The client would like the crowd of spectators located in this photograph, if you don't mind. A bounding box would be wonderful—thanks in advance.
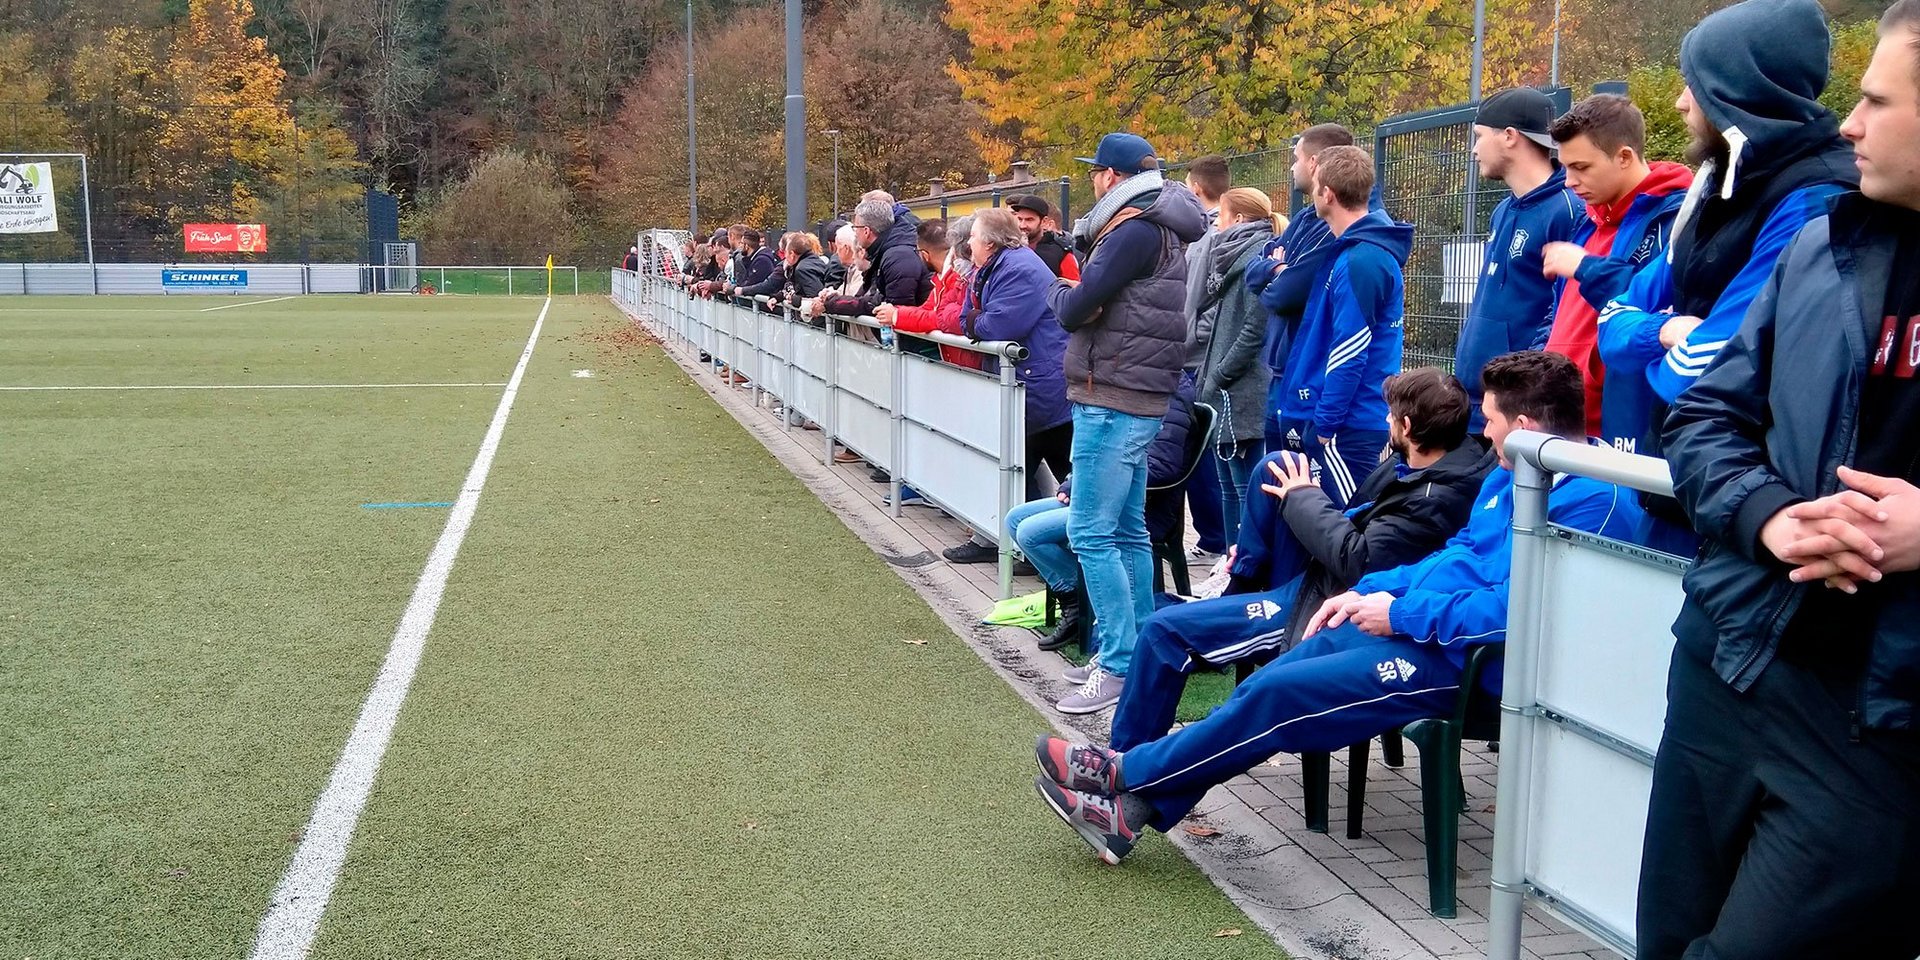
[641,0,1920,948]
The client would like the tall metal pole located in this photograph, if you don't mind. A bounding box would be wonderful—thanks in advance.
[825,130,841,218]
[783,0,806,233]
[1550,0,1563,87]
[1470,0,1487,104]
[79,154,97,294]
[686,0,699,238]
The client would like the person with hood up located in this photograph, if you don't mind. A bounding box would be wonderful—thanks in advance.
[1452,87,1585,433]
[1538,93,1693,445]
[1031,351,1640,866]
[1596,0,1857,556]
[1634,1,1920,953]
[1195,187,1286,542]
[1274,146,1414,509]
[1043,132,1209,714]
[1247,124,1361,453]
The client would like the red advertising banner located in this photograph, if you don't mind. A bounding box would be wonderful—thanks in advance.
[184,223,268,253]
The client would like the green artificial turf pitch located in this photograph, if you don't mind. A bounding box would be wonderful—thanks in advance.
[0,294,1283,959]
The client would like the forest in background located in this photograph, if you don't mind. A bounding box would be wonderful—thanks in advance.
[0,0,1889,264]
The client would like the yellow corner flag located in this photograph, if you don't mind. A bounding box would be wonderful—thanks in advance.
[545,254,555,297]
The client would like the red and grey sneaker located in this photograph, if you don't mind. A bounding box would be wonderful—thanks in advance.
[1033,776,1151,865]
[1035,735,1120,795]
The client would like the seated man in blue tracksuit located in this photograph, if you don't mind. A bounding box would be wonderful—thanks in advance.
[1271,146,1412,509]
[1102,368,1497,752]
[1030,351,1642,864]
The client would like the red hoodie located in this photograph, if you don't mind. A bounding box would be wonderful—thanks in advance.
[891,265,984,370]
[1546,161,1693,436]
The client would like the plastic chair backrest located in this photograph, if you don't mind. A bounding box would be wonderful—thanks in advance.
[1148,401,1217,493]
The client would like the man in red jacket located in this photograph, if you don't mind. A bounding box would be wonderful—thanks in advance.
[1540,94,1693,440]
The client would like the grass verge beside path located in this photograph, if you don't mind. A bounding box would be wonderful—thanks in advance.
[311,300,1285,959]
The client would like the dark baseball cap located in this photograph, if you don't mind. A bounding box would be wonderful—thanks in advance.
[1075,133,1160,175]
[1475,87,1557,151]
[1005,194,1052,217]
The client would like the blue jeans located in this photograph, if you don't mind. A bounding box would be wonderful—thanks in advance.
[1006,497,1075,592]
[1067,403,1162,677]
[1216,439,1267,547]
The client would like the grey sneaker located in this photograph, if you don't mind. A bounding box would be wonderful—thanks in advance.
[1035,735,1120,795]
[1055,666,1124,714]
[1061,662,1094,685]
[1033,776,1152,865]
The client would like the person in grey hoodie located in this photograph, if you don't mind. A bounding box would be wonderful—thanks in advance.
[1045,132,1209,715]
[1196,187,1285,543]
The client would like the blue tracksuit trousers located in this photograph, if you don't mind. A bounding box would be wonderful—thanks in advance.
[1109,578,1304,753]
[1117,622,1469,832]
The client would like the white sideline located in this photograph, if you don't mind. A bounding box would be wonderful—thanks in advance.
[0,382,509,392]
[199,296,300,312]
[247,298,550,960]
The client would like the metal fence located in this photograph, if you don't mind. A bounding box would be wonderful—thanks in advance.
[613,265,1032,599]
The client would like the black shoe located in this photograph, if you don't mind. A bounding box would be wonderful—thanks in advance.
[942,541,998,564]
[1038,585,1088,652]
[868,466,889,483]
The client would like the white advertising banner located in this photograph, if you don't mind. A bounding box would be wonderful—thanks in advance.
[0,162,58,233]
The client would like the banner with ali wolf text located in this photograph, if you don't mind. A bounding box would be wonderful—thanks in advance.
[0,162,59,234]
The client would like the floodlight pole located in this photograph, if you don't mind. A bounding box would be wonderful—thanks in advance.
[783,0,806,233]
[686,0,700,238]
[825,129,841,220]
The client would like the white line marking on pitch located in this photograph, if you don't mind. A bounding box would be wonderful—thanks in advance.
[248,298,551,960]
[0,382,508,392]
[199,296,300,312]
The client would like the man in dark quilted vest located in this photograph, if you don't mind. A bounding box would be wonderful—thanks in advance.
[1044,133,1208,714]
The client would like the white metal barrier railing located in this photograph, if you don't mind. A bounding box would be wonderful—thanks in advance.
[1492,431,1687,958]
[611,268,1031,598]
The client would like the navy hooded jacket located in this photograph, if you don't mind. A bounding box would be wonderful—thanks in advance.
[1454,167,1584,431]
[1276,209,1415,440]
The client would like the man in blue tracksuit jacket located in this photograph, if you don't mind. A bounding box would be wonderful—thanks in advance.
[1273,146,1412,509]
[1244,124,1362,453]
[1030,351,1642,863]
[1453,87,1585,433]
[1594,0,1856,557]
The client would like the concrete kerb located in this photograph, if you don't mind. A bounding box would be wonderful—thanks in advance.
[612,295,1432,960]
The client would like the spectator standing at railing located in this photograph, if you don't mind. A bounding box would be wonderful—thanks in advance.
[1031,351,1640,864]
[1639,3,1920,954]
[1195,187,1284,541]
[1597,0,1856,557]
[819,199,934,319]
[775,231,843,306]
[1538,94,1692,443]
[1274,146,1412,509]
[962,209,1073,490]
[1452,87,1584,434]
[712,228,779,301]
[1177,153,1234,567]
[622,245,639,272]
[1249,123,1360,453]
[1007,195,1080,280]
[1044,132,1208,714]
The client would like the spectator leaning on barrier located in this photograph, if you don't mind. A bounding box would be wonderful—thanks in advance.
[822,198,934,319]
[1249,123,1359,453]
[1044,132,1208,715]
[1030,351,1641,865]
[1453,87,1584,433]
[1638,5,1920,954]
[875,218,982,371]
[1109,367,1496,751]
[1194,187,1285,542]
[731,228,789,303]
[1006,376,1201,655]
[622,245,639,271]
[1538,94,1693,442]
[962,208,1073,491]
[1274,145,1412,509]
[1597,0,1857,557]
[1007,194,1081,281]
[777,231,842,307]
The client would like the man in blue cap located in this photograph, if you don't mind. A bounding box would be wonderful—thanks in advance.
[1044,133,1208,714]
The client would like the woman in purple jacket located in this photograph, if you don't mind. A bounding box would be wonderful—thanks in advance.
[963,209,1074,496]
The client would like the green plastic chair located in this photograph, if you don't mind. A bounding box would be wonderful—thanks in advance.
[1297,644,1503,919]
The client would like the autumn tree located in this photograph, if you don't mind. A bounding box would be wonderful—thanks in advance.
[416,149,582,264]
[947,0,1550,161]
